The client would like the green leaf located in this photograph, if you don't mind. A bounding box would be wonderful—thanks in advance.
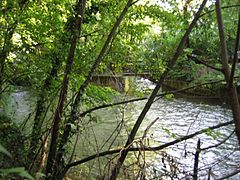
[19,170,35,180]
[0,167,34,180]
[164,93,174,100]
[0,144,12,158]
[162,127,171,135]
[205,129,222,140]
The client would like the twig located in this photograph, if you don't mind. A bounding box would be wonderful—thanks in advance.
[193,139,201,180]
[67,126,80,165]
[64,120,233,173]
[189,54,223,72]
[201,130,234,151]
[199,4,240,18]
[80,78,226,117]
[142,117,159,139]
[216,169,240,180]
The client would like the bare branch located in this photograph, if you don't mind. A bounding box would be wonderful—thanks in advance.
[193,139,201,180]
[56,0,136,174]
[63,120,233,174]
[217,169,240,180]
[130,0,140,6]
[80,78,226,117]
[201,130,234,151]
[142,117,159,139]
[189,54,223,72]
[199,4,240,18]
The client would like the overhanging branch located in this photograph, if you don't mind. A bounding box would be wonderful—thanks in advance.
[199,4,240,18]
[64,120,233,173]
[80,78,226,117]
[189,54,223,72]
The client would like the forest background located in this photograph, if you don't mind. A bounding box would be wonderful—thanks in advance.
[0,0,240,179]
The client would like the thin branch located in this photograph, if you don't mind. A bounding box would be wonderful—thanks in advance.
[56,1,136,175]
[229,6,240,87]
[189,54,223,72]
[109,3,209,177]
[67,128,80,165]
[200,130,234,151]
[71,0,135,113]
[193,139,201,180]
[64,120,233,173]
[215,0,231,79]
[216,169,240,180]
[142,117,159,139]
[199,4,240,18]
[130,0,140,6]
[80,78,225,117]
[80,29,103,38]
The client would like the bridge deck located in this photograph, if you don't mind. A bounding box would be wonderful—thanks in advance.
[92,73,151,77]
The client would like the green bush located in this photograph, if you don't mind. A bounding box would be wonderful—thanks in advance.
[0,115,26,169]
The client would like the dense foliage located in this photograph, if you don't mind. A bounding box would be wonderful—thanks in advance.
[0,0,240,179]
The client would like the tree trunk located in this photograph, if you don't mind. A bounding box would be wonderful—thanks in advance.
[55,0,135,175]
[45,0,86,178]
[28,54,61,171]
[215,0,240,144]
[229,2,240,87]
[109,0,208,179]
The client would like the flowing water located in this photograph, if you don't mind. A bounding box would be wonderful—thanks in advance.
[76,97,239,179]
[1,84,240,179]
[1,86,36,131]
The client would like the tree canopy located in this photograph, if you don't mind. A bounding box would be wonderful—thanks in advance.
[0,0,240,179]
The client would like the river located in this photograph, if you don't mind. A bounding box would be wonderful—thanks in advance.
[74,96,239,180]
[1,84,240,179]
